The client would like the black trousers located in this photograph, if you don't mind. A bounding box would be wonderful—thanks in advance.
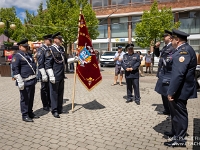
[40,81,50,108]
[49,79,64,113]
[20,84,35,118]
[169,99,188,142]
[161,95,170,113]
[126,78,140,101]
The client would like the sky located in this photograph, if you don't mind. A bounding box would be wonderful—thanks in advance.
[0,0,46,22]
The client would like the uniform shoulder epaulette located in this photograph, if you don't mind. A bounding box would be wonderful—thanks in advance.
[179,47,188,55]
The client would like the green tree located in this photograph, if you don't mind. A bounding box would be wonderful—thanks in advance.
[134,0,180,48]
[0,7,24,42]
[23,0,99,45]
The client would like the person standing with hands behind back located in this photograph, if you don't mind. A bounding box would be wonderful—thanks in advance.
[112,46,125,86]
[122,44,141,105]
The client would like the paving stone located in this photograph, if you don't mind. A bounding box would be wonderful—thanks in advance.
[67,144,78,150]
[0,68,199,150]
[85,145,98,150]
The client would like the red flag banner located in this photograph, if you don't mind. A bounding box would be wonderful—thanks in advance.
[76,14,102,90]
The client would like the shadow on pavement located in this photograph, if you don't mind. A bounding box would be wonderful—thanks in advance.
[62,100,106,113]
[82,100,105,110]
[193,118,200,150]
[153,119,171,139]
[152,104,164,112]
[33,108,50,117]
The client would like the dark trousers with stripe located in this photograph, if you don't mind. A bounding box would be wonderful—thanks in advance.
[40,82,50,108]
[126,78,140,101]
[49,79,64,113]
[20,84,35,118]
[169,99,188,142]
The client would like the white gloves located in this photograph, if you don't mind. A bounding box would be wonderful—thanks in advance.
[46,69,55,84]
[14,74,24,90]
[39,68,48,82]
[67,56,79,64]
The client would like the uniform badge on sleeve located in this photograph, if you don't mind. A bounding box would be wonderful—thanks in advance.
[46,50,51,57]
[37,51,41,56]
[12,57,16,62]
[179,56,185,62]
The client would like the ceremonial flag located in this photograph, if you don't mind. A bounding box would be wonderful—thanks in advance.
[76,14,102,90]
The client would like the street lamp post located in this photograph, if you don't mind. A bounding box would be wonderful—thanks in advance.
[0,18,16,42]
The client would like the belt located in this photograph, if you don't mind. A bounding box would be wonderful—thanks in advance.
[23,75,36,81]
[116,64,122,66]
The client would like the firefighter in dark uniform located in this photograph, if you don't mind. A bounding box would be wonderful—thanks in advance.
[164,29,197,147]
[45,32,65,118]
[12,39,39,122]
[154,30,175,117]
[37,34,52,111]
[122,44,141,105]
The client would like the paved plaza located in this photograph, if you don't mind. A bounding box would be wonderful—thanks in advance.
[0,67,199,150]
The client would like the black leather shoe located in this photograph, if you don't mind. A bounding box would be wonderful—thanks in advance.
[164,131,174,137]
[29,113,40,119]
[166,116,171,120]
[164,140,186,147]
[126,99,133,103]
[164,131,189,137]
[53,112,60,118]
[157,111,170,115]
[58,110,66,114]
[22,117,33,122]
[135,101,140,105]
[43,107,50,111]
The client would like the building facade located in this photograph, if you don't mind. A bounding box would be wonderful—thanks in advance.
[87,0,200,55]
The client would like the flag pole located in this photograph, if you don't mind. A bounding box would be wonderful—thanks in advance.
[71,5,82,112]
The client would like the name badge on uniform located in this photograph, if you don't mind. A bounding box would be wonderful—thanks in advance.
[179,51,188,55]
[132,57,137,60]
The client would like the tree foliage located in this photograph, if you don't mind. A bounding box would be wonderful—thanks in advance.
[23,0,99,45]
[134,0,180,48]
[0,7,24,42]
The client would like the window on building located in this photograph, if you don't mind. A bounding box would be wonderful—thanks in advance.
[92,0,108,8]
[179,11,200,34]
[132,16,141,36]
[93,43,100,49]
[97,19,108,39]
[190,39,200,45]
[97,25,108,38]
[111,17,128,38]
[189,40,200,53]
[131,0,144,3]
[112,0,130,5]
[100,43,108,49]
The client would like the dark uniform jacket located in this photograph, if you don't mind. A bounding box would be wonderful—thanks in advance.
[12,50,37,86]
[155,43,176,96]
[37,45,49,70]
[122,53,141,78]
[37,45,49,79]
[45,44,65,81]
[167,43,197,100]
